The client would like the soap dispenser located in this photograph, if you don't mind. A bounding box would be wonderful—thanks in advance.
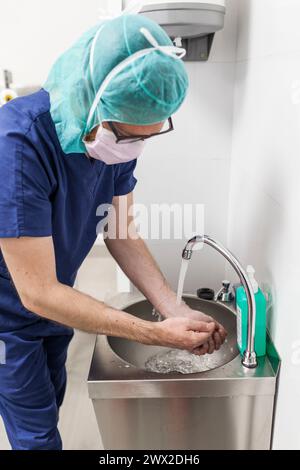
[236,265,267,357]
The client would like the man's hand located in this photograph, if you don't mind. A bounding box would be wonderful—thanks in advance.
[157,295,227,355]
[184,309,227,355]
[152,317,216,352]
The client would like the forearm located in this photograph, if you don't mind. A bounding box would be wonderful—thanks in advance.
[0,235,220,353]
[22,281,218,353]
[105,235,177,316]
[24,281,156,344]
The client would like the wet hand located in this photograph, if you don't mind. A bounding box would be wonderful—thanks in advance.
[188,311,227,356]
[155,295,227,354]
[165,301,227,355]
[185,309,227,351]
[153,317,216,352]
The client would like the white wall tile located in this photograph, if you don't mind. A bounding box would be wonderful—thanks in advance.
[0,0,106,86]
[209,0,238,63]
[232,54,300,208]
[236,0,300,62]
[136,156,231,291]
[228,0,300,450]
[134,57,236,291]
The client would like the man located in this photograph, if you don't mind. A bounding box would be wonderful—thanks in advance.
[0,13,226,449]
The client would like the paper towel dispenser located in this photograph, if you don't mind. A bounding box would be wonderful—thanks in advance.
[138,1,226,61]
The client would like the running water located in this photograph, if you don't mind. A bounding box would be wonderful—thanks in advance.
[147,257,203,375]
[151,258,189,322]
[176,258,189,305]
[146,255,229,375]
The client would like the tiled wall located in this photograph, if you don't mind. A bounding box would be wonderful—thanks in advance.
[0,0,122,86]
[134,0,238,292]
[227,0,300,449]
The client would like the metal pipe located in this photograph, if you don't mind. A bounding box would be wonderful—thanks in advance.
[182,235,257,368]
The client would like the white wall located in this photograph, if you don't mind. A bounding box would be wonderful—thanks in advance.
[0,0,121,88]
[228,0,300,449]
[134,0,237,292]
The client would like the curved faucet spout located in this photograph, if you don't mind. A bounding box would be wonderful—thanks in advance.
[182,235,257,369]
[182,235,204,260]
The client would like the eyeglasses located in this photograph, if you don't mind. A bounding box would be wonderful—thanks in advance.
[107,117,174,144]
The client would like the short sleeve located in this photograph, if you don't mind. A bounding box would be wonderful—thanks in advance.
[114,159,137,196]
[0,104,53,238]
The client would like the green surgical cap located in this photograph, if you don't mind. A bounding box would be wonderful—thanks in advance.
[44,14,189,154]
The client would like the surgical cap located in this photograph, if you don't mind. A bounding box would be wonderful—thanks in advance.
[44,14,189,154]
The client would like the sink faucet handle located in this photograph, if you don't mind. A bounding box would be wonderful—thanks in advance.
[215,280,234,303]
[222,280,231,292]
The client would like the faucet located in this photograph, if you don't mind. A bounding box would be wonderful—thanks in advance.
[182,235,257,369]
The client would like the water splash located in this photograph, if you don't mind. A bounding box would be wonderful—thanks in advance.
[145,349,221,374]
[152,307,163,322]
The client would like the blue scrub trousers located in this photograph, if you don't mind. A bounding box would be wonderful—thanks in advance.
[0,317,73,450]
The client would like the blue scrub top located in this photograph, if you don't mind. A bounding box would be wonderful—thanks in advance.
[0,89,137,327]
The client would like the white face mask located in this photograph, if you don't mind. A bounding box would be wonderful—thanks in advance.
[84,125,146,164]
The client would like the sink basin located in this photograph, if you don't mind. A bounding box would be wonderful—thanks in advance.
[88,293,280,450]
[108,296,239,373]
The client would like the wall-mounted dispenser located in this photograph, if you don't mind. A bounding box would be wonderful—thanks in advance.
[134,1,226,61]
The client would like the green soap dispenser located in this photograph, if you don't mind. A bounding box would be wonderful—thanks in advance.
[236,265,267,357]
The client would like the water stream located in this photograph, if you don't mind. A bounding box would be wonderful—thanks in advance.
[146,257,213,374]
[176,258,189,305]
[151,258,190,323]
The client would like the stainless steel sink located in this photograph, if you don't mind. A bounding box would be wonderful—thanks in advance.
[108,297,238,372]
[88,294,280,450]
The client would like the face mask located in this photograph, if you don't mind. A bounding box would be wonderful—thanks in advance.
[84,125,146,165]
